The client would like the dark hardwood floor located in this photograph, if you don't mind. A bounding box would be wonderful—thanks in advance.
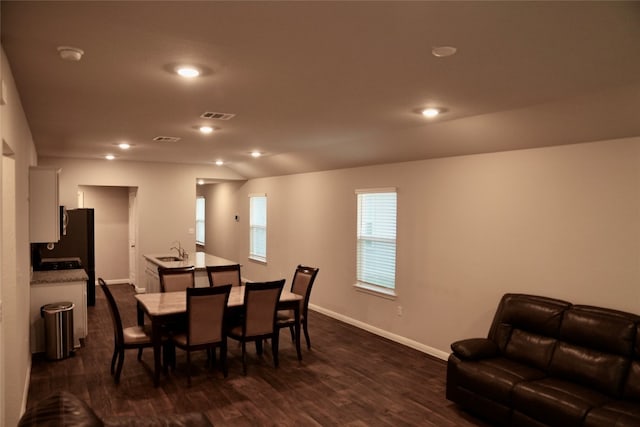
[28,283,487,426]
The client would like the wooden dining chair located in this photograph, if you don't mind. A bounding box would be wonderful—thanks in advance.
[99,278,155,384]
[276,265,319,350]
[227,280,285,375]
[158,266,195,292]
[170,285,232,385]
[206,264,242,287]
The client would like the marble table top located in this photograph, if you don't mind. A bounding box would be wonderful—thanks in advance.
[135,285,301,316]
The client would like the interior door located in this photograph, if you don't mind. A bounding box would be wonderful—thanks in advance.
[128,188,138,286]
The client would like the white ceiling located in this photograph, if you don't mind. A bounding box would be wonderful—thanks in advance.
[2,1,639,179]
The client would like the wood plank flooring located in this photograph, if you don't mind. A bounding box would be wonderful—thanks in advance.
[27,283,488,426]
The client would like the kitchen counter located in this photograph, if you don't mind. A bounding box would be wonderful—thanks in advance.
[31,268,88,285]
[143,251,239,292]
[143,251,238,270]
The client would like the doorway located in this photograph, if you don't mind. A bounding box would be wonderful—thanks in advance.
[77,186,138,286]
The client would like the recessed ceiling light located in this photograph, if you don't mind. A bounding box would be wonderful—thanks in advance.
[105,154,115,160]
[199,126,214,134]
[421,108,441,118]
[215,160,224,166]
[251,151,262,158]
[175,66,200,78]
[431,46,457,58]
[118,143,130,150]
[57,46,84,62]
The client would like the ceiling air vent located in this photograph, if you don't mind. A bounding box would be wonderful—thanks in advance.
[200,111,235,120]
[152,136,181,143]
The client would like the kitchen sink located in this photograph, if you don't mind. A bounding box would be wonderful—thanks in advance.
[155,256,182,262]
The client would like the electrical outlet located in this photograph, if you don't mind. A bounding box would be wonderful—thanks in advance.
[397,305,403,316]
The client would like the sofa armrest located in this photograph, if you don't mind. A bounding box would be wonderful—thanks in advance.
[18,391,104,427]
[451,338,499,360]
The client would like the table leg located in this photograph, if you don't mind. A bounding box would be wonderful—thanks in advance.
[151,318,162,387]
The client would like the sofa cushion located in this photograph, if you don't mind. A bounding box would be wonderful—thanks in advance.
[561,306,637,356]
[491,294,569,352]
[504,329,557,371]
[455,357,546,404]
[512,377,611,427]
[549,341,629,396]
[584,400,640,427]
[624,361,640,400]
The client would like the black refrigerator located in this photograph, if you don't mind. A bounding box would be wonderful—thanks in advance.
[43,208,96,306]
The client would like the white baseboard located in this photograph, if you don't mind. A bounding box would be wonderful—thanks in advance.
[308,303,450,361]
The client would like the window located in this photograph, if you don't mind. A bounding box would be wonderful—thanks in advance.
[195,196,205,246]
[249,194,267,262]
[356,188,397,295]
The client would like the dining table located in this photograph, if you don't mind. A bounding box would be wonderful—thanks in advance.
[135,285,303,386]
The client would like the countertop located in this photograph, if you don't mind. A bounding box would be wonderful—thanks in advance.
[31,269,88,285]
[144,251,238,270]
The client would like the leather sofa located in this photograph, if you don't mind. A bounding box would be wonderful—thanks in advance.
[446,293,640,427]
[18,391,213,426]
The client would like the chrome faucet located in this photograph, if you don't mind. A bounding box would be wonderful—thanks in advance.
[170,241,188,260]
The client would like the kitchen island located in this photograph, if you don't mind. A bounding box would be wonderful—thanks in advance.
[143,251,238,292]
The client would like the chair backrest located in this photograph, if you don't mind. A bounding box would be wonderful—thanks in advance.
[206,264,242,287]
[99,278,124,347]
[243,280,285,338]
[186,285,232,345]
[291,265,319,314]
[158,266,195,292]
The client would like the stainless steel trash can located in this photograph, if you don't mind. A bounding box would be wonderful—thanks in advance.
[40,302,74,360]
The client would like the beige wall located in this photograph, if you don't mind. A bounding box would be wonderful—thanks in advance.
[0,46,38,427]
[201,181,245,262]
[38,157,245,291]
[216,138,640,358]
[78,185,130,281]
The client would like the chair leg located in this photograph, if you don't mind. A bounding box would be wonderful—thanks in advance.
[137,348,143,361]
[186,350,191,386]
[114,349,125,384]
[221,341,228,378]
[255,339,263,356]
[272,330,279,368]
[303,320,311,350]
[289,325,295,342]
[241,341,247,375]
[110,347,118,375]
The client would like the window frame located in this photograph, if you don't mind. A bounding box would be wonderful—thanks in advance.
[354,188,398,299]
[249,193,267,263]
[195,196,205,246]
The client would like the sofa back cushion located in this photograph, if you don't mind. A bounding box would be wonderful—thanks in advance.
[550,342,629,396]
[490,294,569,369]
[548,306,638,397]
[504,329,557,371]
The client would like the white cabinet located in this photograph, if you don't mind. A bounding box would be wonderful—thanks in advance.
[29,167,61,243]
[30,280,88,353]
[145,260,160,293]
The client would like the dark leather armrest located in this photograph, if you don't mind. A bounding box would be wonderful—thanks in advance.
[451,338,499,360]
[18,391,104,427]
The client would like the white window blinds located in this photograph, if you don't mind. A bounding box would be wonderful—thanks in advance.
[249,194,267,262]
[356,189,397,289]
